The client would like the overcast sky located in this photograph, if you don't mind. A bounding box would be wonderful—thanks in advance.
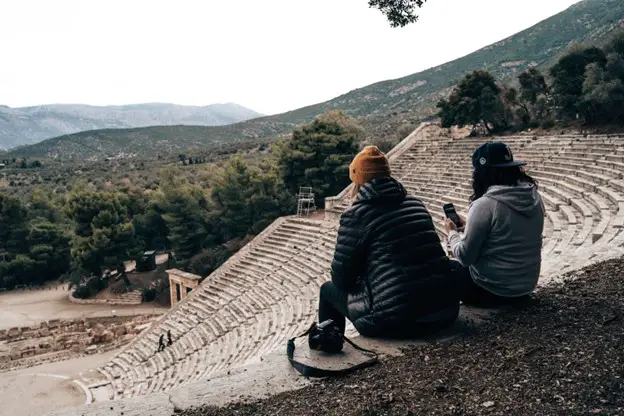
[1,0,581,115]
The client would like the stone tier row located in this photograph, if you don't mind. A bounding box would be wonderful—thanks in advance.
[99,218,338,399]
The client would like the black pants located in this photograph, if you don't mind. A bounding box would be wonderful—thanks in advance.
[318,281,458,337]
[449,260,531,308]
[318,281,350,335]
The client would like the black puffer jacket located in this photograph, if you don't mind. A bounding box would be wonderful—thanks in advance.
[331,176,459,337]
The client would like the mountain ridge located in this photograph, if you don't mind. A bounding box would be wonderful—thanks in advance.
[8,0,624,160]
[0,102,262,150]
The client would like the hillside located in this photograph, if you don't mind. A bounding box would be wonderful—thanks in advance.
[10,0,624,161]
[0,102,262,150]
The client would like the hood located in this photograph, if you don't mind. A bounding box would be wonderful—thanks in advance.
[354,176,407,205]
[484,181,543,217]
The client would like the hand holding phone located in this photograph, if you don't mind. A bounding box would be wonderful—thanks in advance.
[443,203,462,227]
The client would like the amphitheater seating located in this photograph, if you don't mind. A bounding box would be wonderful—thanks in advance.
[98,217,338,399]
[94,125,624,401]
[383,128,624,277]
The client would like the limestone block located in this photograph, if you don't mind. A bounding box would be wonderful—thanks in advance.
[100,330,114,343]
[38,341,52,349]
[86,345,98,354]
[20,348,36,358]
[39,321,48,329]
[55,334,73,344]
[7,327,20,338]
[48,319,60,329]
[10,351,21,360]
[114,326,127,337]
[59,319,72,328]
[22,330,37,339]
[0,330,6,341]
[92,323,105,336]
[63,339,79,350]
[0,353,11,363]
[38,328,51,337]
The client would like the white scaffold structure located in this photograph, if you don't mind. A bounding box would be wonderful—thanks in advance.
[296,187,316,217]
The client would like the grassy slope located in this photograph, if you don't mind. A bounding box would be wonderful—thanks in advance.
[10,0,624,160]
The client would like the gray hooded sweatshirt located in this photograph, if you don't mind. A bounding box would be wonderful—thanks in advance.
[448,182,545,297]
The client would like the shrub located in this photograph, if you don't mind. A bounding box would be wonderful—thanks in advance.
[141,287,157,302]
[73,285,91,299]
[541,119,556,129]
[109,279,129,294]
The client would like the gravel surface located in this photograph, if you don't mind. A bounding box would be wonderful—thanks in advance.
[181,257,624,416]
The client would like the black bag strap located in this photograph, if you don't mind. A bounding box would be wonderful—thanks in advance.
[286,323,379,378]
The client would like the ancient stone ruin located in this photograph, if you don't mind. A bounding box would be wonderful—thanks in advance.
[50,124,624,413]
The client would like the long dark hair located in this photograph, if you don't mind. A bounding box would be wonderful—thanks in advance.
[470,166,538,202]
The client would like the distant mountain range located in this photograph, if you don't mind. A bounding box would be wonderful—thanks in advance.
[0,102,262,150]
[7,0,624,161]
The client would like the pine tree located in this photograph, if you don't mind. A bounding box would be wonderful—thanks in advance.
[155,171,210,265]
[437,71,510,134]
[66,191,135,288]
[211,156,292,240]
[276,110,362,206]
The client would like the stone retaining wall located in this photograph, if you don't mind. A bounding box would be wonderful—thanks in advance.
[0,315,158,371]
[68,290,143,305]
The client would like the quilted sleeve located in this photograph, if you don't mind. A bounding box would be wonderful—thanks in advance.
[330,208,366,291]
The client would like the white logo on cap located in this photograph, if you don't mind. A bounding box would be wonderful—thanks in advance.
[479,157,486,165]
[504,145,512,160]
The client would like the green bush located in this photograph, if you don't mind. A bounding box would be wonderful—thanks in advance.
[141,287,157,302]
[73,285,91,299]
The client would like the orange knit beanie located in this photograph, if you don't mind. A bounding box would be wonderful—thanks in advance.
[349,145,391,186]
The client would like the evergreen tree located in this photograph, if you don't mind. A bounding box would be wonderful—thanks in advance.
[211,156,292,240]
[132,205,168,251]
[0,194,29,262]
[580,61,624,125]
[521,68,550,124]
[0,195,30,288]
[156,171,210,265]
[368,0,427,27]
[276,110,361,206]
[437,70,510,133]
[26,219,71,284]
[66,191,135,288]
[550,46,607,120]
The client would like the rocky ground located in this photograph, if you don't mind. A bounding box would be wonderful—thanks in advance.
[181,257,624,416]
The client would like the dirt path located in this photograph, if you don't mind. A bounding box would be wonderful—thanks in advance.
[183,257,624,416]
[0,349,120,416]
[0,283,167,330]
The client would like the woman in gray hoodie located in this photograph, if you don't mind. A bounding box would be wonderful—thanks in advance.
[444,142,545,307]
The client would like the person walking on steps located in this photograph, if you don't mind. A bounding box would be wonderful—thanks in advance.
[444,142,545,308]
[315,145,460,349]
[157,334,165,352]
[167,330,173,346]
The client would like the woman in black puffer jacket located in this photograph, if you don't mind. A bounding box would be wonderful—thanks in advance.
[318,146,460,340]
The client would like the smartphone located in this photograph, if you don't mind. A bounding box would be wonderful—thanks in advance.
[443,203,461,227]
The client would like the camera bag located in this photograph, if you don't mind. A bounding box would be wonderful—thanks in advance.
[286,322,379,377]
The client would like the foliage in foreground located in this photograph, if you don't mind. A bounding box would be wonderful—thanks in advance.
[368,0,427,27]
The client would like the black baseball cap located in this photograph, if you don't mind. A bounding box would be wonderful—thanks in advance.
[472,142,527,169]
